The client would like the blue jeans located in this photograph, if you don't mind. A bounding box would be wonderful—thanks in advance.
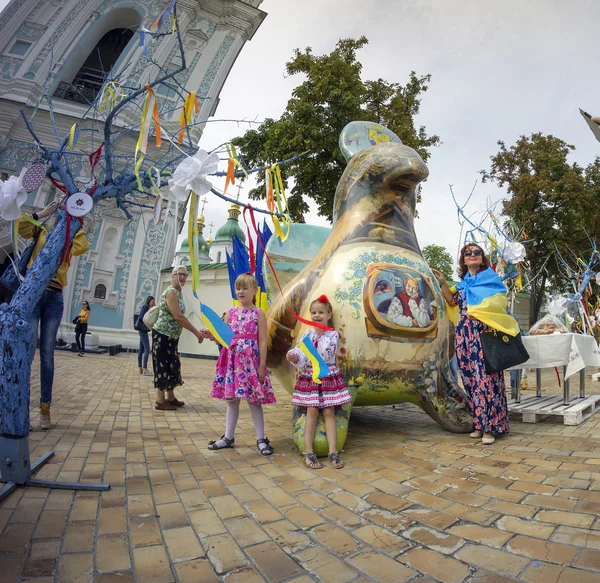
[138,331,150,368]
[29,289,64,405]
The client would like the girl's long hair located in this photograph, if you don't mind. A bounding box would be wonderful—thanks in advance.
[145,295,155,307]
[82,301,90,311]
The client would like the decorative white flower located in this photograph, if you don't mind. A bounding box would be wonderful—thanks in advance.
[0,168,28,221]
[169,149,220,202]
[502,241,526,264]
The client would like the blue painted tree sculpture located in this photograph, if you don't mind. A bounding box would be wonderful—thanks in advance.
[0,4,211,496]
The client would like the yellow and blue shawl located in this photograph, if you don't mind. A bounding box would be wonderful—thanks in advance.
[448,267,519,336]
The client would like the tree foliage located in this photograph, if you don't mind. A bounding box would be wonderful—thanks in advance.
[423,244,454,281]
[481,133,600,323]
[232,37,440,222]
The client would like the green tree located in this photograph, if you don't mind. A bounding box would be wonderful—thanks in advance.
[481,133,600,323]
[232,37,440,222]
[423,244,454,281]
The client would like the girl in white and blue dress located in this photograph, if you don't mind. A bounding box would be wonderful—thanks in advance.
[286,295,352,469]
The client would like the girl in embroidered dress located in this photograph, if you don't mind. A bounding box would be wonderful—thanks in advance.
[207,274,276,455]
[286,295,351,469]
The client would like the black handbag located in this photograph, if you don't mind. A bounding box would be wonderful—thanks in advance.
[480,329,530,373]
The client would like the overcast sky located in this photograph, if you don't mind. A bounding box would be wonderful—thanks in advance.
[2,0,599,263]
[198,0,600,262]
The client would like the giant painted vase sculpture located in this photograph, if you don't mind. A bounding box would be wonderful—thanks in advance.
[266,122,472,456]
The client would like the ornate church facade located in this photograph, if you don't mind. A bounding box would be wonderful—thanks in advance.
[0,0,265,347]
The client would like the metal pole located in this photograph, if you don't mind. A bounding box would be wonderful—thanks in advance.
[536,368,542,397]
[515,370,522,404]
[580,368,586,399]
[564,365,570,405]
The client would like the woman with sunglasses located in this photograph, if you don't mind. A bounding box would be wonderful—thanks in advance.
[434,244,513,445]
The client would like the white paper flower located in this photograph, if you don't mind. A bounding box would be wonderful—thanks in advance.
[169,149,220,201]
[0,168,27,221]
[502,241,526,264]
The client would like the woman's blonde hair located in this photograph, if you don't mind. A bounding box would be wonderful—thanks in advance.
[235,273,258,290]
[172,265,188,276]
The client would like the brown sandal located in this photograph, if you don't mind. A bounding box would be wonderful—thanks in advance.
[155,401,177,411]
[304,453,323,469]
[329,452,345,469]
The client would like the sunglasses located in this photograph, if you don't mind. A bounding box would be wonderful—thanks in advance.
[464,249,482,257]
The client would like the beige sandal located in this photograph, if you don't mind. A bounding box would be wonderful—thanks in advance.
[470,430,483,439]
[304,453,323,469]
[329,452,345,469]
[482,433,495,445]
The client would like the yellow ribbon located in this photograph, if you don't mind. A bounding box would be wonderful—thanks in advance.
[178,92,199,144]
[188,190,201,299]
[134,85,161,189]
[68,123,78,151]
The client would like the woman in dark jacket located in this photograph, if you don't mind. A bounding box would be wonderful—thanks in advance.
[137,296,155,375]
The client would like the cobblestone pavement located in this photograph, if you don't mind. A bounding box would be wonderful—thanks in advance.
[3,353,600,582]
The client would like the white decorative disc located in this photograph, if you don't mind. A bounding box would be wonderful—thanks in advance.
[66,193,93,217]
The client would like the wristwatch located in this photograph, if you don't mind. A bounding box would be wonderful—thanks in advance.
[32,213,39,221]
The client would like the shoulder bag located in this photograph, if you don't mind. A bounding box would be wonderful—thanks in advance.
[142,305,159,330]
[480,329,530,373]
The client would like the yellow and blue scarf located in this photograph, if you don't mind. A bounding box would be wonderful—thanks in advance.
[448,267,519,336]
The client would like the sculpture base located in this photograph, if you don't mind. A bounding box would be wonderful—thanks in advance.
[0,437,109,503]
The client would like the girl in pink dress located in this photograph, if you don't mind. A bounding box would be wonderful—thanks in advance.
[286,295,352,469]
[208,274,276,455]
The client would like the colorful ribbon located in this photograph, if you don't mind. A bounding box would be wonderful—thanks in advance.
[134,85,161,189]
[178,92,199,144]
[152,0,176,29]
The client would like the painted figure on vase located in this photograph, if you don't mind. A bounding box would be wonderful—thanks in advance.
[265,121,472,456]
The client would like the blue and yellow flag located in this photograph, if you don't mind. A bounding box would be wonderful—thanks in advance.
[448,267,519,336]
[298,336,330,384]
[225,250,238,304]
[200,304,233,348]
[255,221,272,312]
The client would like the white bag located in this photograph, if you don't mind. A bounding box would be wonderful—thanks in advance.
[142,305,159,329]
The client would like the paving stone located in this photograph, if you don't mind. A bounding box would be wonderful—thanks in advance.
[97,534,131,572]
[573,548,600,571]
[404,525,464,554]
[284,505,326,529]
[352,524,411,555]
[69,497,99,521]
[56,553,94,583]
[402,507,458,530]
[62,523,95,553]
[520,561,600,583]
[163,526,205,562]
[156,502,190,529]
[34,510,69,539]
[470,571,521,582]
[366,491,411,511]
[347,549,416,582]
[246,541,304,582]
[223,566,266,582]
[403,548,470,583]
[455,544,529,578]
[263,520,312,553]
[97,506,127,535]
[311,523,359,555]
[96,572,135,583]
[204,534,248,574]
[496,515,555,539]
[224,516,270,547]
[130,516,163,547]
[132,545,175,583]
[295,546,358,582]
[22,539,60,578]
